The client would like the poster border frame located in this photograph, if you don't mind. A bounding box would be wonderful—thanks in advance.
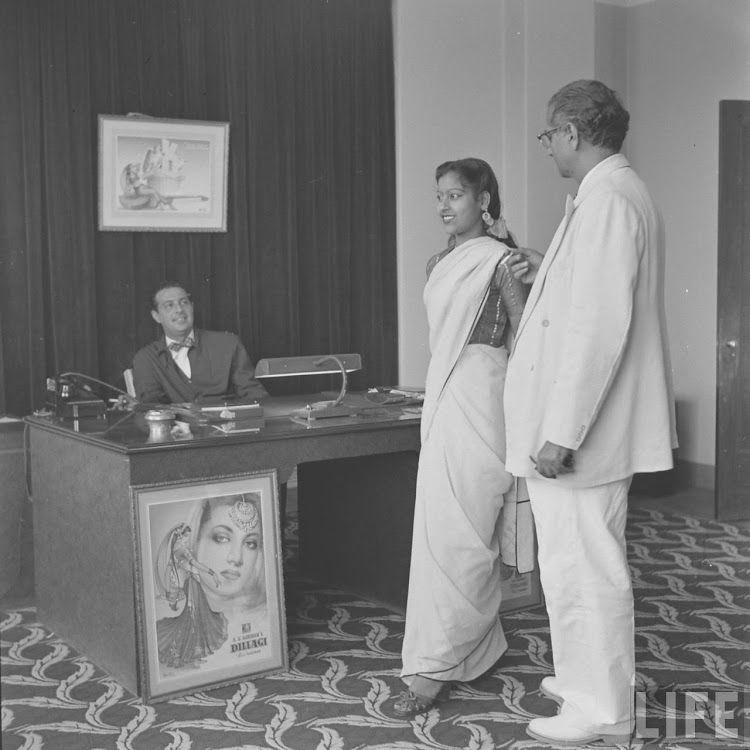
[131,469,287,703]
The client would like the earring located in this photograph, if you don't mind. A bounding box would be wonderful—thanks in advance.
[482,210,493,226]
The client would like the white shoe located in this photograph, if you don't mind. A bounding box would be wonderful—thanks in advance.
[539,676,564,707]
[527,714,632,747]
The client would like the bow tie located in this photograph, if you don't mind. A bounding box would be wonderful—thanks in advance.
[168,337,194,352]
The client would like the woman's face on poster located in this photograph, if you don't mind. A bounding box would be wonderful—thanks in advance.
[196,502,264,600]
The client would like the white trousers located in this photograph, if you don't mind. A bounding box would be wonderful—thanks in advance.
[526,476,634,732]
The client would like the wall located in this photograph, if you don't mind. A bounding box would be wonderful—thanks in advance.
[625,0,750,472]
[394,0,750,478]
[502,0,597,253]
[594,1,628,103]
[394,0,596,388]
[393,0,505,387]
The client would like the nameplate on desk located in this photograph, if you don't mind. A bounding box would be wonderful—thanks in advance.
[211,419,264,434]
[200,403,263,417]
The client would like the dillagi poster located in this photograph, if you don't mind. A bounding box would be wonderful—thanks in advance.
[132,471,287,701]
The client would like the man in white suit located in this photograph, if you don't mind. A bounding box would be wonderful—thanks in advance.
[504,80,677,746]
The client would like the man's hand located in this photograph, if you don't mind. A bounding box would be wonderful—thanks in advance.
[532,441,575,478]
[507,247,544,284]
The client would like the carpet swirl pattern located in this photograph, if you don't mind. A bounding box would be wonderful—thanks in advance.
[2,507,749,749]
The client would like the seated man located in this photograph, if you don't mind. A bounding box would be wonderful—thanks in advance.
[133,282,267,405]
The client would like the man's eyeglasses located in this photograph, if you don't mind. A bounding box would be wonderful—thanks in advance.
[536,125,565,148]
[159,296,192,312]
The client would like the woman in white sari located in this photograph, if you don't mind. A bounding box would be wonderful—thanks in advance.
[396,158,530,716]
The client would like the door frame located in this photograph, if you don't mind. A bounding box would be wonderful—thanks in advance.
[716,99,750,521]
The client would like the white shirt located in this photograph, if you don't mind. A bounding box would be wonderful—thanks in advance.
[165,330,194,379]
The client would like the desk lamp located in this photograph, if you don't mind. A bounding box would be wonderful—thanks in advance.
[254,354,362,421]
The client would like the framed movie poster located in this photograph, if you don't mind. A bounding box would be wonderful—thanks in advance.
[131,471,287,702]
[98,114,229,232]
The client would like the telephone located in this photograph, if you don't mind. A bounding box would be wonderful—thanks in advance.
[45,376,107,419]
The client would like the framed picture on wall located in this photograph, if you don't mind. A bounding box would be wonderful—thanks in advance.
[98,114,229,232]
[131,470,287,702]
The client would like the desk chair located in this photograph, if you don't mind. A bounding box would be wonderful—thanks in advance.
[123,369,135,398]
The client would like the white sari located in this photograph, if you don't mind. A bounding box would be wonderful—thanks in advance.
[401,236,530,685]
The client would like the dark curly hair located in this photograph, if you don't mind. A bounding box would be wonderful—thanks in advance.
[547,79,629,152]
[150,281,191,310]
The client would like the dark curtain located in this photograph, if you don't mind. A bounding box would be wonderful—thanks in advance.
[0,0,397,415]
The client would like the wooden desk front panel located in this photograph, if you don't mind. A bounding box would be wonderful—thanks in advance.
[0,422,26,597]
[30,428,138,693]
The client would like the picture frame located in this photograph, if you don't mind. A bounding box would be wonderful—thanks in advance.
[131,470,287,702]
[98,114,229,232]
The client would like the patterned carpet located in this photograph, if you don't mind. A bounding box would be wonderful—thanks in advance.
[2,506,749,750]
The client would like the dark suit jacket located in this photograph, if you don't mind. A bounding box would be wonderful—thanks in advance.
[132,328,267,404]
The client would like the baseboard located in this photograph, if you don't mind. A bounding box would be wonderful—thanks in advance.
[631,457,715,496]
[674,459,715,491]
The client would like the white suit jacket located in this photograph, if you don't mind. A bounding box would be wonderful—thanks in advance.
[504,154,677,487]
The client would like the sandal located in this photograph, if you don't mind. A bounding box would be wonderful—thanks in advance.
[393,688,437,717]
[393,679,454,717]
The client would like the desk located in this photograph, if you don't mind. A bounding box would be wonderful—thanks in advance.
[0,420,27,597]
[26,394,421,696]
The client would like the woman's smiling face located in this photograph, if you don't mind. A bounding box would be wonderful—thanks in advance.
[436,171,485,244]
